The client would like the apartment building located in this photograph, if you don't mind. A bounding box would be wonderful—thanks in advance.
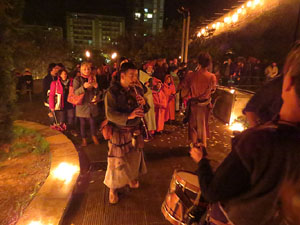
[66,12,125,49]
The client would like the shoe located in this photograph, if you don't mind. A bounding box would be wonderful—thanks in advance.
[70,130,78,137]
[109,190,119,204]
[129,180,139,189]
[144,135,153,142]
[92,135,99,145]
[81,138,87,147]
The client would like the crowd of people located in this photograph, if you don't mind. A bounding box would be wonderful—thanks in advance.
[213,56,279,87]
[37,42,300,224]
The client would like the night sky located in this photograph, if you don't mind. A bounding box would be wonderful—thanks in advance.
[23,0,240,28]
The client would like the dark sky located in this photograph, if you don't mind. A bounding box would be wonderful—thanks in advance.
[23,0,239,28]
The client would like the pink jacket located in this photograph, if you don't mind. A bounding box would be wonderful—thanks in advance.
[49,78,73,110]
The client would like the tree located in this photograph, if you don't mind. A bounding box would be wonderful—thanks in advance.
[12,26,74,79]
[0,0,24,145]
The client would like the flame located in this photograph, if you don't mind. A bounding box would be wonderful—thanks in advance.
[52,162,79,184]
[229,121,245,132]
[28,222,53,225]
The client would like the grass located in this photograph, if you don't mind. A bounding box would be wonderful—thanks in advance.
[0,126,49,162]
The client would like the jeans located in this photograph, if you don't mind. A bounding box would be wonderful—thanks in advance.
[79,117,97,138]
[55,108,75,128]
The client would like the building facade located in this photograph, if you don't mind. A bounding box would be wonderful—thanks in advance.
[128,0,165,36]
[66,12,125,49]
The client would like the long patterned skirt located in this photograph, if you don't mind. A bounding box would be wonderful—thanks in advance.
[104,126,147,189]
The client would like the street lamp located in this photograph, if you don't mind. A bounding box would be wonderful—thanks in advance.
[178,6,190,63]
[85,50,91,59]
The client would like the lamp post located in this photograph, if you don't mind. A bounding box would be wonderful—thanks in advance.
[178,6,190,63]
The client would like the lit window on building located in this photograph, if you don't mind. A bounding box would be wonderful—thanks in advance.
[88,40,92,45]
[135,12,141,19]
[144,19,148,22]
[144,8,148,13]
[146,13,153,18]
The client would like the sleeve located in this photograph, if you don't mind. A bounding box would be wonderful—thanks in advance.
[105,91,129,126]
[48,81,56,110]
[197,149,251,203]
[73,77,85,96]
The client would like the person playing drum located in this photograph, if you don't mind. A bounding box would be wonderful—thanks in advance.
[190,43,300,225]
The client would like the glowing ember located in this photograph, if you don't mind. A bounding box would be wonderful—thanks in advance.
[229,122,245,132]
[52,162,79,184]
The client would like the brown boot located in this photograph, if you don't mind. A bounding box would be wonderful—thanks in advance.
[92,135,99,145]
[81,138,87,147]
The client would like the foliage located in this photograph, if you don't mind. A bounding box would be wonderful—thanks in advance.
[113,21,182,66]
[0,0,24,145]
[12,26,75,79]
[13,125,49,154]
[0,125,49,161]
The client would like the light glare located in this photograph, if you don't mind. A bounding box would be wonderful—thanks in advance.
[232,14,239,23]
[229,122,245,132]
[111,52,117,59]
[52,162,79,184]
[85,50,90,58]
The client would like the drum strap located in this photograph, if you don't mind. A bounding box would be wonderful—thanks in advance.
[175,186,193,209]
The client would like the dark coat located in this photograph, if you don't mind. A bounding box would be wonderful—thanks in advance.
[43,74,57,103]
[105,81,149,127]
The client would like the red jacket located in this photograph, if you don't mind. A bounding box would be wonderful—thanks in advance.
[49,78,73,110]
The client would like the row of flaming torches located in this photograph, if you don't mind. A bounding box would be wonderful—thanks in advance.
[197,0,264,38]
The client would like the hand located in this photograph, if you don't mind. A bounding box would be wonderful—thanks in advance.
[83,82,92,89]
[128,107,144,120]
[190,147,204,163]
[136,95,145,106]
[48,111,54,117]
[92,82,98,88]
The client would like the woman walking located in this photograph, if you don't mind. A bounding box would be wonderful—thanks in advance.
[73,62,100,146]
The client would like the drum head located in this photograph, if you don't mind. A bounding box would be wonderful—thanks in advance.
[177,171,199,188]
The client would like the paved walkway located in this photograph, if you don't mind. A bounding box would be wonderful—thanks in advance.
[18,95,232,225]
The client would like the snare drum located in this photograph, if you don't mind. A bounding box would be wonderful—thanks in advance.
[161,170,207,225]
